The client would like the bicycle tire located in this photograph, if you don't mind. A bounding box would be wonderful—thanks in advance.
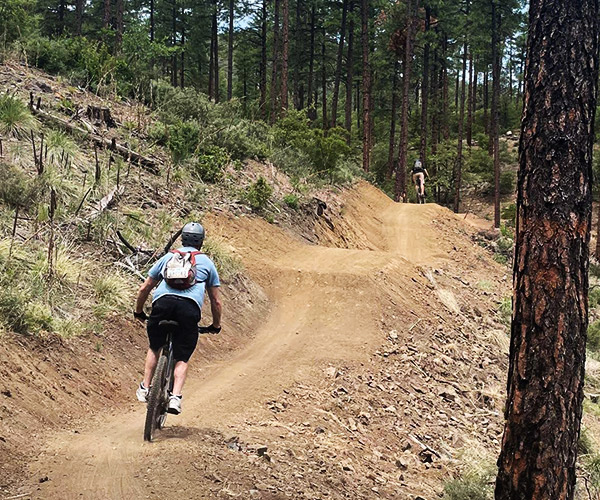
[144,354,168,442]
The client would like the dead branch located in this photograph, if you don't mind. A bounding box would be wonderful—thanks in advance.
[29,96,159,175]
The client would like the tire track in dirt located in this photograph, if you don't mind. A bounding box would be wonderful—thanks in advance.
[27,186,456,499]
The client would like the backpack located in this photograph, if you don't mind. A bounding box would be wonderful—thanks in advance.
[163,250,202,290]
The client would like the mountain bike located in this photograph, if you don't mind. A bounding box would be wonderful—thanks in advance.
[143,321,211,442]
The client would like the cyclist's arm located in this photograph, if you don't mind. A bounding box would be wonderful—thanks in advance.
[135,277,159,314]
[425,168,430,178]
[207,286,222,328]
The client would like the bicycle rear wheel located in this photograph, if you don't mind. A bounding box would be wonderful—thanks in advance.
[144,354,168,442]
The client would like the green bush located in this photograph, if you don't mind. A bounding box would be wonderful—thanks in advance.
[501,203,517,226]
[283,193,299,209]
[192,146,230,183]
[499,170,515,195]
[0,93,37,137]
[588,320,600,352]
[590,287,600,309]
[499,296,512,326]
[0,163,33,207]
[443,469,493,500]
[245,176,273,210]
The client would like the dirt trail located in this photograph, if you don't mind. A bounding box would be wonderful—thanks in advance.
[27,184,463,499]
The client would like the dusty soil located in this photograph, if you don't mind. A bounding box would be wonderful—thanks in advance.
[0,181,513,499]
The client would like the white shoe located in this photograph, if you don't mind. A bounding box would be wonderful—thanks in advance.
[136,383,149,403]
[167,395,182,415]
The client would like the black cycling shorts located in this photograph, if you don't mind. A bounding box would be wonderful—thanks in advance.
[146,295,201,362]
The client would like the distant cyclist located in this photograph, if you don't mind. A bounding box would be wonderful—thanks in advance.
[133,222,222,415]
[411,159,430,203]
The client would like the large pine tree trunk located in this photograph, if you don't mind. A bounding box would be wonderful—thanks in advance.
[270,0,281,123]
[115,0,124,52]
[213,0,220,103]
[466,52,473,147]
[307,3,316,120]
[491,2,501,228]
[360,0,371,172]
[293,0,302,109]
[321,27,328,129]
[103,0,111,30]
[495,1,599,498]
[387,60,400,179]
[330,0,349,128]
[442,35,449,141]
[227,0,234,100]
[150,0,154,41]
[75,0,84,35]
[420,6,431,172]
[394,0,419,201]
[259,0,268,118]
[453,32,468,213]
[345,7,354,141]
[281,0,290,113]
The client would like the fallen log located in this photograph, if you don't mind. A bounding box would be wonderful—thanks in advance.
[29,94,159,175]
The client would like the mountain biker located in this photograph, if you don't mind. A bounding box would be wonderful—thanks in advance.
[133,222,222,415]
[411,159,430,200]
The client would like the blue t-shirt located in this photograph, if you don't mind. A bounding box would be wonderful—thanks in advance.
[148,246,220,311]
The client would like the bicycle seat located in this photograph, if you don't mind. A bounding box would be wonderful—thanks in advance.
[158,320,179,328]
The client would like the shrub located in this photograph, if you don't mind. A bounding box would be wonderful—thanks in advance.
[0,93,38,137]
[443,469,493,500]
[499,296,512,326]
[501,203,517,226]
[283,193,299,209]
[0,163,33,207]
[245,176,273,210]
[499,171,515,195]
[588,320,600,352]
[590,287,600,309]
[192,146,230,183]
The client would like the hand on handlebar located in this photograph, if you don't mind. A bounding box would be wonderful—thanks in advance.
[199,324,221,334]
[134,310,148,322]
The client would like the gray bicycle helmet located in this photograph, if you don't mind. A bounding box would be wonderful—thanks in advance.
[181,222,205,249]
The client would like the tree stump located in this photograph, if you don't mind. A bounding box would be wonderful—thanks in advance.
[86,105,117,128]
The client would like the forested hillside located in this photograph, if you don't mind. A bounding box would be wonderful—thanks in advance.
[2,0,527,212]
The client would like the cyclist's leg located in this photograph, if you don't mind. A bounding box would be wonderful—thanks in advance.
[418,173,425,196]
[144,298,172,387]
[171,299,201,396]
[412,174,419,198]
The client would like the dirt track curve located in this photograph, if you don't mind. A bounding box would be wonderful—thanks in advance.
[27,185,454,499]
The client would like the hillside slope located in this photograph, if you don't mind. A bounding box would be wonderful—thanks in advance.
[14,181,512,500]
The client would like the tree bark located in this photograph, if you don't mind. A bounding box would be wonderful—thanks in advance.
[172,4,178,87]
[270,0,281,123]
[453,9,468,214]
[114,0,124,52]
[330,0,349,128]
[321,26,328,129]
[495,1,599,499]
[484,69,489,135]
[492,1,501,227]
[213,0,220,103]
[345,6,354,141]
[103,0,111,30]
[394,0,419,201]
[360,0,371,172]
[227,0,235,100]
[150,0,155,41]
[180,9,185,88]
[259,0,268,118]
[387,60,400,179]
[420,6,431,172]
[442,34,449,141]
[75,0,84,35]
[293,0,302,109]
[307,2,316,120]
[466,51,473,147]
[281,0,290,113]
